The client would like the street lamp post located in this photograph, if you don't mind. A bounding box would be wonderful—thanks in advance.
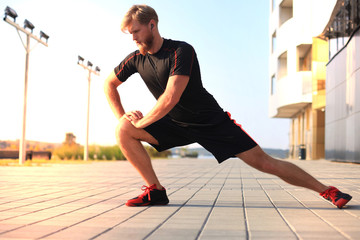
[77,56,100,161]
[3,6,49,164]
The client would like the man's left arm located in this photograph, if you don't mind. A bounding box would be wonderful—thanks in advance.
[129,75,189,128]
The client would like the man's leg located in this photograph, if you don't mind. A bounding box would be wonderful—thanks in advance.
[116,118,162,189]
[236,145,328,193]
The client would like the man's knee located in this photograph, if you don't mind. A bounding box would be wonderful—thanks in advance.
[115,118,159,147]
[115,118,134,143]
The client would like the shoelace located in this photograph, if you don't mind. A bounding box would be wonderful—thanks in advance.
[140,185,154,201]
[321,187,338,200]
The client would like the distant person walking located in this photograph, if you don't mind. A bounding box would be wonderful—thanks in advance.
[104,4,352,208]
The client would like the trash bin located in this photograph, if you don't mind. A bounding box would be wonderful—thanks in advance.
[299,144,306,160]
[26,151,33,161]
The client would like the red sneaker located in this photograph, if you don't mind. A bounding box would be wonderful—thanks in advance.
[126,184,169,207]
[320,186,352,209]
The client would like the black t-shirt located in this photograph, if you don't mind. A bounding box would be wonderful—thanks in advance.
[114,38,225,125]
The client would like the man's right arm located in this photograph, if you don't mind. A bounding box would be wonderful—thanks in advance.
[104,71,125,120]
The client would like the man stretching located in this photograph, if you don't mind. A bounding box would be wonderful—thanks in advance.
[104,4,352,208]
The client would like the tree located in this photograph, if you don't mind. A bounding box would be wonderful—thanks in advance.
[144,146,171,158]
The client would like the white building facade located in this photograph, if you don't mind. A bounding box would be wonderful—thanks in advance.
[269,0,337,159]
[270,0,360,163]
[320,0,360,163]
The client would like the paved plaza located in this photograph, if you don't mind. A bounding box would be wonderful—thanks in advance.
[0,157,359,239]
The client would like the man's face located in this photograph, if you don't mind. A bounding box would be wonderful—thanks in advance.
[128,20,154,55]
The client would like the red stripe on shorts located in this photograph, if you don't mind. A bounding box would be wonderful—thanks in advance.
[226,112,258,144]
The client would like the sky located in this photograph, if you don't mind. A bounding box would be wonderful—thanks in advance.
[0,0,290,149]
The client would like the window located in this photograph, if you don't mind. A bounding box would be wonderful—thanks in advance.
[278,51,287,79]
[297,44,312,71]
[279,0,293,26]
[271,75,276,95]
[324,0,360,60]
[272,31,277,53]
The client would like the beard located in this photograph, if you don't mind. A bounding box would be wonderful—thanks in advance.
[138,32,154,55]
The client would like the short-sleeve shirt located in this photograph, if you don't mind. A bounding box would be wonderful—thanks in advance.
[114,38,226,126]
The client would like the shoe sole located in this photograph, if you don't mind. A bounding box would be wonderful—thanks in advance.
[126,200,169,207]
[335,196,352,209]
[126,202,150,207]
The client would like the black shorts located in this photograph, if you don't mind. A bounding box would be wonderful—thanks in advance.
[144,112,258,163]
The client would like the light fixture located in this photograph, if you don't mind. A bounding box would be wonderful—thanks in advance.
[4,6,18,22]
[40,31,49,43]
[77,56,100,161]
[24,19,34,33]
[4,5,49,165]
[78,55,84,64]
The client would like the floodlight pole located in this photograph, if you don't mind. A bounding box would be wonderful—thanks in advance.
[4,16,49,165]
[19,34,31,165]
[78,61,100,161]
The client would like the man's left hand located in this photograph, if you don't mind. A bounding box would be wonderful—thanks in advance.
[129,117,145,128]
[124,110,145,128]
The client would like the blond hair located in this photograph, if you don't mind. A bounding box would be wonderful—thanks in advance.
[121,5,158,33]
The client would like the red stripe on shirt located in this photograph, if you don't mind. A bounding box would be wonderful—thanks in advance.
[163,48,177,75]
[172,49,177,75]
[189,49,194,74]
[164,47,194,76]
[115,52,141,78]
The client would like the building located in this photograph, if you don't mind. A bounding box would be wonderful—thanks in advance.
[269,0,336,160]
[269,0,360,162]
[64,133,77,146]
[319,0,360,163]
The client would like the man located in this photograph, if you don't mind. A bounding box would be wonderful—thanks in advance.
[104,5,352,208]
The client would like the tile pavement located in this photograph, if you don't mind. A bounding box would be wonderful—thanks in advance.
[0,157,359,239]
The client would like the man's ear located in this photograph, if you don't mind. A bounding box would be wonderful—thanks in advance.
[149,19,156,30]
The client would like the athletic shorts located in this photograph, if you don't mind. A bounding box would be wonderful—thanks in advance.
[144,112,258,163]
